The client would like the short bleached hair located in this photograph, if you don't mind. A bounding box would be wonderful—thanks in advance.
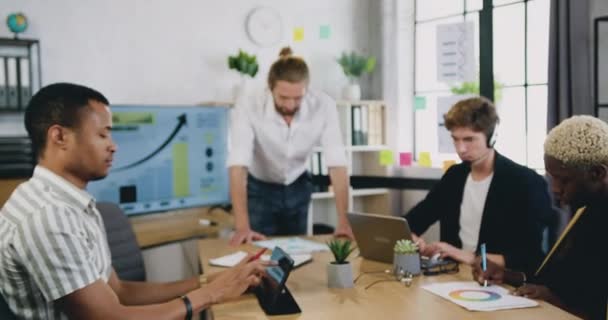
[544,115,608,167]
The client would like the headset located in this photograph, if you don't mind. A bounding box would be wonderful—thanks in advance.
[472,100,499,149]
[487,123,498,148]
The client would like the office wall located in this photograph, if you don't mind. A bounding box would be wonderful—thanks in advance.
[0,0,374,106]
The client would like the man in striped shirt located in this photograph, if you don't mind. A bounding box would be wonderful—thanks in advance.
[0,83,267,319]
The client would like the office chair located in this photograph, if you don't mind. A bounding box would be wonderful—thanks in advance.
[97,202,146,282]
[97,203,209,319]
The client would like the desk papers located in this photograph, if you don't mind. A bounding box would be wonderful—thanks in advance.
[422,281,539,312]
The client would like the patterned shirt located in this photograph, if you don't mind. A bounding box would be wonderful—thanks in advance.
[0,166,112,319]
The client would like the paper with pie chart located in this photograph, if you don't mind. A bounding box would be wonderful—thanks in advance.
[422,281,538,311]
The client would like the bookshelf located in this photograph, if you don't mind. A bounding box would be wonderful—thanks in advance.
[308,100,390,234]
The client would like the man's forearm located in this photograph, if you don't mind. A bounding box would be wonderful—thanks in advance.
[229,166,250,230]
[328,167,349,225]
[117,277,200,306]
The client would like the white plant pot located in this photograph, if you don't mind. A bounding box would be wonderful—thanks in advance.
[342,83,361,101]
[393,253,421,276]
[327,262,353,288]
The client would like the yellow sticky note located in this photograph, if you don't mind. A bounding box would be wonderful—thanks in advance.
[418,152,432,167]
[442,160,457,172]
[379,150,395,166]
[293,27,304,42]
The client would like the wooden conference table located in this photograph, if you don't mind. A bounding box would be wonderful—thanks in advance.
[198,236,579,320]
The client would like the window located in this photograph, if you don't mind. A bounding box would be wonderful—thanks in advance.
[413,0,550,169]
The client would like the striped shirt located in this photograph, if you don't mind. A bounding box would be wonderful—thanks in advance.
[0,166,112,319]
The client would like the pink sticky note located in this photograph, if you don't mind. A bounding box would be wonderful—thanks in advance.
[399,152,412,166]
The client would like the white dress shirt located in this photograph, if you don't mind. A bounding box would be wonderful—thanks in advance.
[459,172,493,252]
[227,88,347,185]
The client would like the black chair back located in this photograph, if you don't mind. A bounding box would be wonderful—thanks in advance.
[97,202,146,281]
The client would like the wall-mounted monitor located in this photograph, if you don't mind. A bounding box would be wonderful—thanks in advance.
[87,105,229,216]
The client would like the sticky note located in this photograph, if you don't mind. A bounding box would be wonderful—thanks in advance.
[399,152,412,166]
[379,150,395,166]
[418,152,432,167]
[320,25,331,39]
[414,96,427,111]
[293,27,304,42]
[442,160,457,172]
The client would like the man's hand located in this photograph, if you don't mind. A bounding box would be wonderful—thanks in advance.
[204,257,268,304]
[512,284,555,301]
[421,242,476,264]
[472,255,506,285]
[229,228,266,246]
[411,234,427,254]
[333,223,354,240]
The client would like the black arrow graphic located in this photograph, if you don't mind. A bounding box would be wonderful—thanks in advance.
[112,114,187,172]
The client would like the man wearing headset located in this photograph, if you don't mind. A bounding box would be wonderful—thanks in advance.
[403,96,555,277]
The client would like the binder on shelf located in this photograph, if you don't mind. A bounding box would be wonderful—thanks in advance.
[367,104,379,145]
[379,104,385,145]
[19,58,30,108]
[311,152,320,175]
[351,105,363,145]
[320,153,328,176]
[0,38,42,111]
[360,105,368,145]
[6,57,18,110]
[0,57,6,109]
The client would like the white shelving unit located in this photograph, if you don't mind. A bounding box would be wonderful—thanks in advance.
[307,100,390,234]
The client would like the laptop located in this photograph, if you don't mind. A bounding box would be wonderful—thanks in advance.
[347,212,412,263]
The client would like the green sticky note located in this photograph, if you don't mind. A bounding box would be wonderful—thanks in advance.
[379,150,395,166]
[320,25,331,39]
[414,96,427,111]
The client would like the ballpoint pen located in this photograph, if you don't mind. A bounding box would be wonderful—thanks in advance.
[248,248,267,262]
[481,243,487,287]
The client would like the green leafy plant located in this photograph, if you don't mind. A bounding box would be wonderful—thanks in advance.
[228,49,259,78]
[394,239,418,255]
[450,80,504,102]
[327,239,355,264]
[337,51,376,82]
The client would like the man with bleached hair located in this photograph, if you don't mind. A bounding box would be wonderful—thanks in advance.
[474,115,608,320]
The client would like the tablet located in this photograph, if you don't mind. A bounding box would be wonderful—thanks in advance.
[256,246,295,306]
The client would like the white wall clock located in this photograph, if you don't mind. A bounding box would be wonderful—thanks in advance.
[245,7,283,47]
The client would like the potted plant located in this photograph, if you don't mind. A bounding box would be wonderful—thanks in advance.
[337,51,376,101]
[228,49,259,101]
[393,239,421,276]
[450,80,504,102]
[326,239,355,288]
